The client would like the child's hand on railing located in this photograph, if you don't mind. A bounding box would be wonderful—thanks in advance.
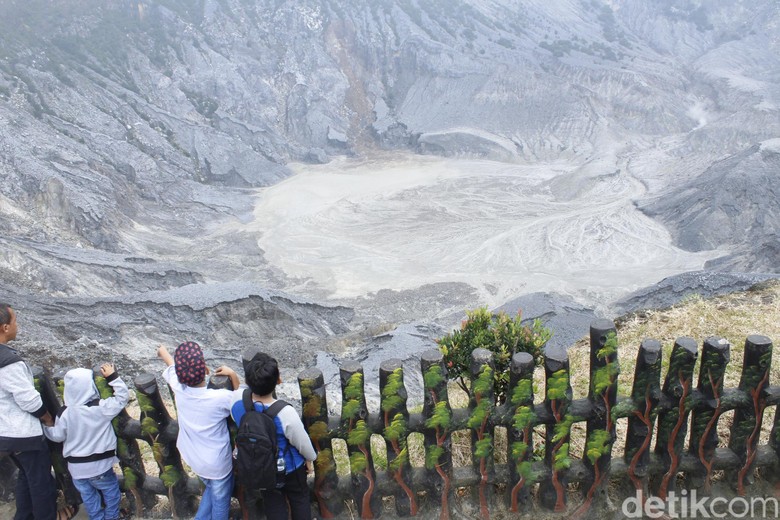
[214,366,235,377]
[214,366,240,390]
[100,363,116,378]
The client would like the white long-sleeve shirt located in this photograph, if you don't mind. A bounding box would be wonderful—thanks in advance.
[0,347,47,451]
[162,365,240,480]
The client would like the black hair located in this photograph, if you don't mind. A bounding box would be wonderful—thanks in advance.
[0,303,11,326]
[244,352,279,396]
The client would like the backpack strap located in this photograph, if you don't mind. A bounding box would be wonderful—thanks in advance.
[264,400,289,418]
[242,388,254,413]
[265,400,292,467]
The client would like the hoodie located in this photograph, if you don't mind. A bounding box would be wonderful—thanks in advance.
[44,368,129,479]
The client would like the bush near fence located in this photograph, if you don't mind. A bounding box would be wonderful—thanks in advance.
[0,319,777,519]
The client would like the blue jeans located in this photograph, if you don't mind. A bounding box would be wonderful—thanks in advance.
[195,473,234,520]
[72,469,121,520]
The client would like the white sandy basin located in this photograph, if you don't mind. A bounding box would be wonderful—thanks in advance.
[237,153,722,310]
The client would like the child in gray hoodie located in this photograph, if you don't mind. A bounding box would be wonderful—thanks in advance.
[44,363,129,520]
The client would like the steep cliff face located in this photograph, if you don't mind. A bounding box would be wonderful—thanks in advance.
[2,1,778,239]
[0,0,778,367]
[640,139,780,272]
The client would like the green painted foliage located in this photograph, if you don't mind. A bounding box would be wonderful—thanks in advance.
[512,405,535,433]
[342,400,361,421]
[472,366,494,396]
[300,380,313,399]
[592,361,619,396]
[475,436,493,458]
[517,460,535,482]
[553,442,570,471]
[95,376,112,399]
[511,379,533,405]
[585,429,612,465]
[511,441,529,460]
[467,398,492,429]
[308,421,329,442]
[438,307,550,403]
[123,467,138,489]
[740,350,772,391]
[547,369,569,401]
[347,420,371,447]
[426,445,445,469]
[116,437,129,458]
[315,448,335,474]
[425,401,452,430]
[597,331,618,361]
[384,413,407,442]
[136,393,155,414]
[389,446,408,472]
[552,415,576,444]
[160,465,181,488]
[303,394,322,419]
[610,399,637,420]
[344,373,364,401]
[350,451,368,473]
[424,365,445,389]
[381,369,405,413]
[140,417,158,437]
[592,332,619,396]
[151,442,163,465]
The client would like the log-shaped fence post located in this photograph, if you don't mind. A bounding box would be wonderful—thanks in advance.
[299,367,341,519]
[468,348,494,520]
[688,337,729,492]
[506,352,535,513]
[379,359,417,516]
[729,335,772,495]
[45,368,80,508]
[420,349,452,520]
[134,373,194,518]
[654,337,697,499]
[340,361,379,518]
[538,348,572,512]
[625,339,662,499]
[573,319,618,519]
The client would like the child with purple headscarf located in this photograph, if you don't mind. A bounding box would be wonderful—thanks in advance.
[157,342,240,520]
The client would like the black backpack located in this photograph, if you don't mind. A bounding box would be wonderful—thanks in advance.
[234,388,290,490]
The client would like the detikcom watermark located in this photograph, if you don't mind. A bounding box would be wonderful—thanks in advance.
[622,490,780,518]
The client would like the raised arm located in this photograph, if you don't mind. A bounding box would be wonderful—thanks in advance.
[99,363,129,416]
[157,345,174,366]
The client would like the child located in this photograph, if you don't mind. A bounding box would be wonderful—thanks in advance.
[157,342,239,520]
[44,363,129,520]
[232,352,317,520]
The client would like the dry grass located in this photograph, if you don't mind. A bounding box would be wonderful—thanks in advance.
[568,279,780,456]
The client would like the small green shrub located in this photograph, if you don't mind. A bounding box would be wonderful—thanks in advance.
[438,307,551,403]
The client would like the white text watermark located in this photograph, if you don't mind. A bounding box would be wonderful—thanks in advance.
[622,490,780,518]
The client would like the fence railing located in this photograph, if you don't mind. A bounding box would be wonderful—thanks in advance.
[1,319,778,519]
